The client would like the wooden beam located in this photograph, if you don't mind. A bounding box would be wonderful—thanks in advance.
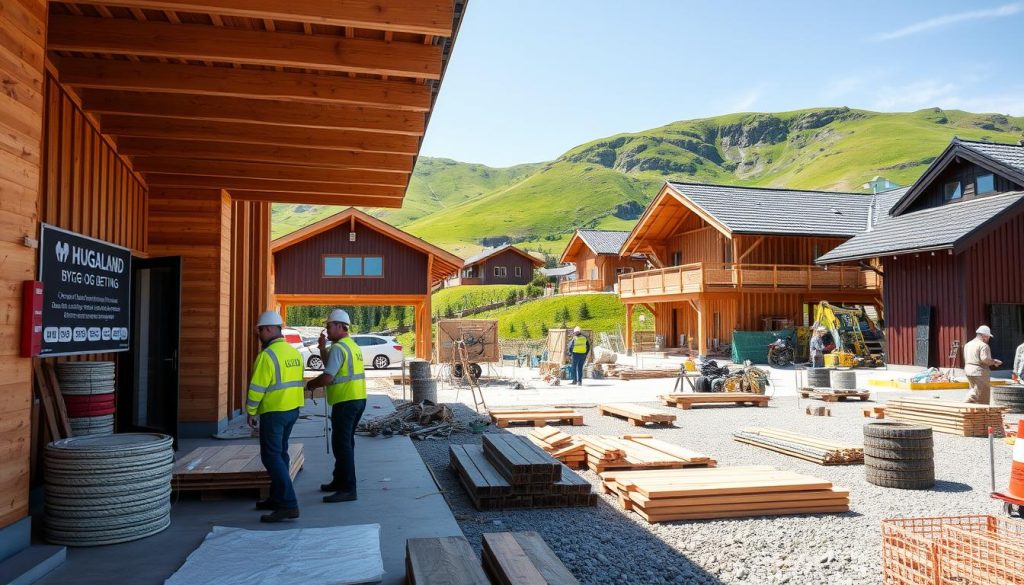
[80,90,426,135]
[117,138,413,171]
[226,190,402,207]
[56,58,432,111]
[48,15,443,79]
[737,236,765,263]
[99,115,421,154]
[131,158,408,185]
[65,0,456,37]
[145,174,406,197]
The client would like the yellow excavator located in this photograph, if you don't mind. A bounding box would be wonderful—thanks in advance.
[812,301,885,368]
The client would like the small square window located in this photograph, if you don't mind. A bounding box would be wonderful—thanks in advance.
[324,257,343,276]
[364,256,383,276]
[514,266,522,277]
[344,257,362,276]
[944,181,962,200]
[977,174,995,194]
[494,266,507,277]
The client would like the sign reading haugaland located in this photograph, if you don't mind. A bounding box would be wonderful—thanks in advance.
[38,224,131,356]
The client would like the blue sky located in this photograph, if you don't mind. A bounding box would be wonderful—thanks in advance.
[419,1,1024,167]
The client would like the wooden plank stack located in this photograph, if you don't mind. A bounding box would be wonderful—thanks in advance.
[659,392,770,409]
[799,389,871,402]
[482,532,580,585]
[600,466,850,523]
[489,408,584,428]
[172,444,304,499]
[579,434,716,473]
[613,367,680,381]
[405,536,489,585]
[598,403,677,427]
[449,435,596,510]
[884,397,1007,437]
[732,427,864,465]
[527,427,585,469]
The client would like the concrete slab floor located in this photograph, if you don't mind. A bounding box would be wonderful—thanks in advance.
[32,393,462,585]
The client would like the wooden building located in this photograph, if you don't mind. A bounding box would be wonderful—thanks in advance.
[820,138,1024,367]
[618,182,882,355]
[0,0,465,572]
[558,229,647,293]
[446,244,543,286]
[270,208,462,359]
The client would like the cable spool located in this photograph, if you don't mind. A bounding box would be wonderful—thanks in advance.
[410,379,437,404]
[806,367,831,388]
[65,394,116,418]
[408,359,432,381]
[830,370,857,390]
[55,362,116,395]
[44,433,173,546]
[993,384,1024,414]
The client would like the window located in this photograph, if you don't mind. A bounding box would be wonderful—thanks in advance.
[977,173,995,195]
[514,266,522,277]
[324,257,344,276]
[615,267,633,275]
[944,180,962,200]
[590,267,598,280]
[494,266,507,277]
[323,255,383,277]
[364,256,383,276]
[344,257,362,276]
[671,251,682,266]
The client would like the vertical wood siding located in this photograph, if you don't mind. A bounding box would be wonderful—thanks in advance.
[962,210,1024,362]
[882,254,964,367]
[475,250,536,286]
[907,160,1023,214]
[229,201,270,415]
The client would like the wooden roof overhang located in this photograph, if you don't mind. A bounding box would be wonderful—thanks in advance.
[620,183,731,256]
[271,207,463,284]
[45,0,466,207]
[558,231,587,264]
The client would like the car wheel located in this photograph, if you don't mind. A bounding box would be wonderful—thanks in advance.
[372,355,390,370]
[307,355,324,370]
[470,363,482,379]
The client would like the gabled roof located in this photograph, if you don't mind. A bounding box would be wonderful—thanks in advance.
[559,229,636,263]
[889,138,1024,216]
[271,207,463,283]
[463,244,544,268]
[818,190,1024,263]
[540,265,577,278]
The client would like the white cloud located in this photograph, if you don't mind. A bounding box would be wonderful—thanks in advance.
[730,87,764,112]
[872,79,1024,115]
[872,3,1022,41]
[874,80,958,110]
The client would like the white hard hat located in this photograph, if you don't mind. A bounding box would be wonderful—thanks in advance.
[327,309,351,325]
[573,326,581,334]
[256,310,283,327]
[976,325,993,337]
[816,326,827,333]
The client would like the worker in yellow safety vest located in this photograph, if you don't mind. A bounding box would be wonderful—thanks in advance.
[246,310,305,523]
[565,326,591,386]
[305,309,366,503]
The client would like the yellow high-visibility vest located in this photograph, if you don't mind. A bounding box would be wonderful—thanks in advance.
[246,338,305,415]
[325,336,367,405]
[572,335,588,354]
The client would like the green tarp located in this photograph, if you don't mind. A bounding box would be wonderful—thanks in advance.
[731,328,795,364]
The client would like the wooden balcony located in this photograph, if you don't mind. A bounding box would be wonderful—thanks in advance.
[559,279,605,294]
[618,263,880,300]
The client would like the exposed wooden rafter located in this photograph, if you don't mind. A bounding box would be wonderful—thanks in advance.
[129,158,408,185]
[144,174,406,198]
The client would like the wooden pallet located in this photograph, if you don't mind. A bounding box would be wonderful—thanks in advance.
[481,532,580,585]
[406,536,489,585]
[489,408,584,428]
[659,392,769,410]
[733,427,863,465]
[527,427,586,469]
[172,444,304,499]
[579,434,715,473]
[884,397,1006,437]
[863,405,886,419]
[799,388,871,402]
[600,466,849,523]
[598,403,676,427]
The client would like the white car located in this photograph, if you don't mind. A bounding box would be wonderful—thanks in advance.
[350,334,404,370]
[283,327,326,370]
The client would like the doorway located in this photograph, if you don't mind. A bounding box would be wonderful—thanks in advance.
[118,256,181,447]
[990,304,1024,364]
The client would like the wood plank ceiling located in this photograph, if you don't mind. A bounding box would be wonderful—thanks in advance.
[46,0,464,207]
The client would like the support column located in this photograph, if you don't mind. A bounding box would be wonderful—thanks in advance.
[625,304,634,354]
[421,293,432,361]
[696,300,707,356]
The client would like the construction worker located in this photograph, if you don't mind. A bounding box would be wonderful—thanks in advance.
[565,326,590,386]
[305,309,366,503]
[247,310,305,523]
[809,327,827,368]
[965,325,1002,404]
[1013,339,1024,383]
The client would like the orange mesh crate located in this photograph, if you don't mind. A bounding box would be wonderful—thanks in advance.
[882,515,1024,585]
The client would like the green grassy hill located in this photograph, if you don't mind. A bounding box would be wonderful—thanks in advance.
[474,294,653,341]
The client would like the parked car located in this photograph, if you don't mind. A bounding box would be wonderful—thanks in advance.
[283,327,325,370]
[350,334,404,369]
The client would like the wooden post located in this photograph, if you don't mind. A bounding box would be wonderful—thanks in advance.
[695,299,707,356]
[625,304,634,353]
[421,292,432,361]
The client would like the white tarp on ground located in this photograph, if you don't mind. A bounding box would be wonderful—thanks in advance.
[165,524,383,585]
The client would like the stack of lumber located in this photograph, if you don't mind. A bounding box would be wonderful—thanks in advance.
[489,408,583,428]
[481,532,580,585]
[598,403,676,427]
[527,427,585,469]
[799,388,871,402]
[659,392,770,409]
[449,435,596,510]
[579,434,716,473]
[406,536,489,585]
[732,427,864,465]
[172,444,304,499]
[884,397,1007,437]
[601,365,679,380]
[600,465,850,523]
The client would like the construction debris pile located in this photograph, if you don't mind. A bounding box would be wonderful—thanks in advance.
[733,427,864,465]
[357,400,480,440]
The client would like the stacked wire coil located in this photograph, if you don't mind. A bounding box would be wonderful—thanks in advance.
[56,361,116,436]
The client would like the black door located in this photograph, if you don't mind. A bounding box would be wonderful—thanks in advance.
[118,256,181,448]
[914,305,931,368]
[990,304,1024,365]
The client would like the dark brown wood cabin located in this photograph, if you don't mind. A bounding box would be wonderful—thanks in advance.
[448,245,544,286]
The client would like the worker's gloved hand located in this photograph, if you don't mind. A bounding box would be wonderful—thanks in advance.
[247,414,258,430]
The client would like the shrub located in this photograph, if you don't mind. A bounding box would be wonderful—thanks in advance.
[578,301,591,320]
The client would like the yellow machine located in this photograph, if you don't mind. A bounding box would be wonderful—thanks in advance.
[813,301,885,368]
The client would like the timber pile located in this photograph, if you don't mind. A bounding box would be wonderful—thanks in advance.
[449,435,596,510]
[598,403,677,427]
[884,397,1007,437]
[489,407,583,428]
[406,536,489,585]
[733,427,863,465]
[482,532,580,585]
[527,427,585,469]
[601,365,679,380]
[172,444,304,499]
[600,465,850,523]
[579,434,715,473]
[659,392,770,410]
[799,389,871,402]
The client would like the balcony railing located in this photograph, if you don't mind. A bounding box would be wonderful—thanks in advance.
[559,279,605,294]
[618,262,879,299]
[444,276,482,287]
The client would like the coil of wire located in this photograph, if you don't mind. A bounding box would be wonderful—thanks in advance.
[56,361,116,436]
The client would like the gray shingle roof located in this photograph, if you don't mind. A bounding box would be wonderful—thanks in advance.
[540,265,576,277]
[959,139,1024,173]
[576,230,631,255]
[667,182,873,237]
[463,244,542,267]
[818,190,1024,263]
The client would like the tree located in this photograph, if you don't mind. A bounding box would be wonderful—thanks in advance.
[578,301,591,320]
[520,321,531,339]
[395,306,407,329]
[540,322,549,335]
[509,322,516,334]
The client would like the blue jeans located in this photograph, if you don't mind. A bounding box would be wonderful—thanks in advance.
[259,408,300,510]
[571,353,587,384]
[331,399,366,492]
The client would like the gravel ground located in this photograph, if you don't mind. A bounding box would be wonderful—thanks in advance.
[408,390,1023,585]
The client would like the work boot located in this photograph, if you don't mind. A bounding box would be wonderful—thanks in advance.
[323,491,357,503]
[259,508,299,523]
[320,482,341,492]
[254,498,277,511]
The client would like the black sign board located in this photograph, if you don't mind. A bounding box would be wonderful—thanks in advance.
[38,224,132,357]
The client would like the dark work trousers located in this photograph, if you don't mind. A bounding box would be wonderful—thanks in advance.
[259,408,300,510]
[571,353,587,385]
[330,398,367,492]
